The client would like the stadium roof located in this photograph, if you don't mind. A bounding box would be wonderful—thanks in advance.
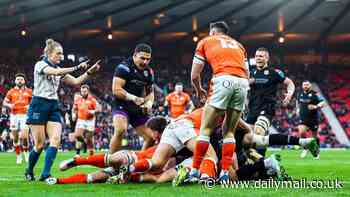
[1,0,350,48]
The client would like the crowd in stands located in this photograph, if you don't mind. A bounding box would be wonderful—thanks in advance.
[322,69,350,139]
[0,54,349,152]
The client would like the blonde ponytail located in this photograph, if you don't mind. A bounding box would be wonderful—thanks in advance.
[43,38,61,57]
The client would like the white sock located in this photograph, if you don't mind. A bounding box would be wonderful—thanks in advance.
[252,134,269,146]
[87,174,93,183]
[299,138,312,147]
[263,158,272,169]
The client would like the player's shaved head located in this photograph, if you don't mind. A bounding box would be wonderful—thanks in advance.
[210,21,229,34]
[255,47,270,69]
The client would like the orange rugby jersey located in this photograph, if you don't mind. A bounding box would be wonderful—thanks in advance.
[135,145,157,160]
[5,87,32,114]
[74,95,97,120]
[166,92,191,118]
[183,107,224,134]
[195,34,248,78]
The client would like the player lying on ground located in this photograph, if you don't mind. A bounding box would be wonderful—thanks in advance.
[122,108,220,181]
[47,155,215,185]
[46,116,209,185]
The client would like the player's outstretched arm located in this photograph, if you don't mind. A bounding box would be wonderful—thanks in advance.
[42,60,90,76]
[62,60,101,86]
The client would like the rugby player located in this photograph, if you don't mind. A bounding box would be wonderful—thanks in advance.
[247,47,295,156]
[297,80,325,159]
[110,43,155,153]
[189,21,249,183]
[164,82,194,119]
[46,117,175,185]
[124,108,219,181]
[3,73,32,164]
[72,84,99,156]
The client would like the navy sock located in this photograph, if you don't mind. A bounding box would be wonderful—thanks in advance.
[256,147,267,157]
[269,134,299,145]
[27,150,42,174]
[41,146,58,177]
[236,159,265,180]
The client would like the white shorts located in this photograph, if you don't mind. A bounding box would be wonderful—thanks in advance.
[10,114,28,131]
[208,75,249,111]
[160,119,197,153]
[76,119,95,131]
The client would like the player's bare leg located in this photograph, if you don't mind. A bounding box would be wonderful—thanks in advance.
[74,128,85,156]
[134,124,154,150]
[107,151,135,170]
[12,129,22,164]
[25,125,46,181]
[20,128,30,162]
[110,115,128,154]
[86,130,94,156]
[190,105,224,180]
[253,115,270,156]
[298,124,308,158]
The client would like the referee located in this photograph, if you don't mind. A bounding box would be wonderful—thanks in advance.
[25,38,100,181]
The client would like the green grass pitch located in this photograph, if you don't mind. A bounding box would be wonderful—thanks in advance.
[0,149,349,197]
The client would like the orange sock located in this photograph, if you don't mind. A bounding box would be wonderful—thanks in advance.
[130,159,152,173]
[200,158,216,178]
[58,173,87,184]
[192,136,210,170]
[89,149,94,156]
[15,145,21,155]
[75,154,106,168]
[221,139,236,171]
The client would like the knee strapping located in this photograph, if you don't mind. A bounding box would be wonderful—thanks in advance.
[254,116,270,135]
